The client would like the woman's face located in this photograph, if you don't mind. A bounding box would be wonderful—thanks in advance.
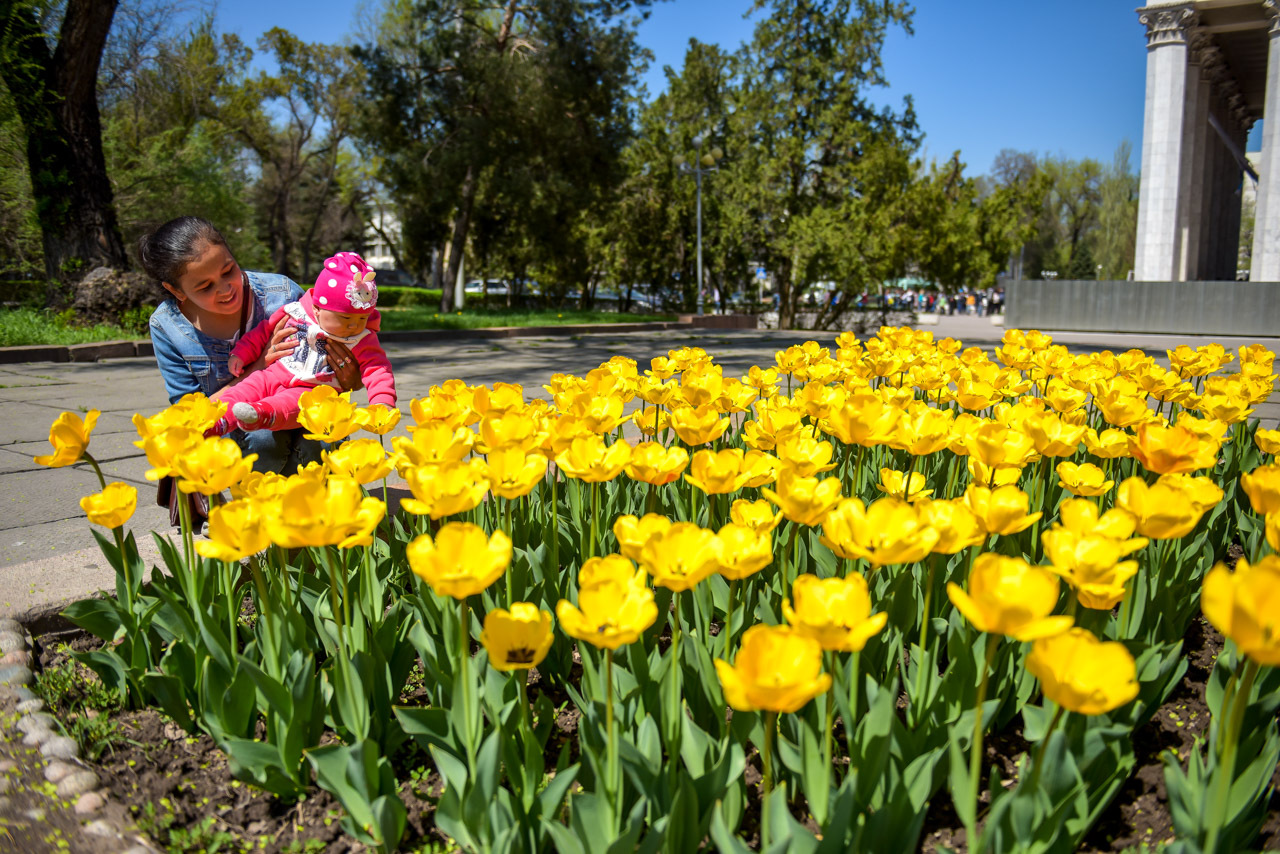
[164,242,244,317]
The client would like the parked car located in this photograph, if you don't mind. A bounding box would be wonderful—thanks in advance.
[463,279,510,296]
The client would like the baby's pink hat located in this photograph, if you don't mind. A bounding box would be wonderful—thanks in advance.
[311,251,378,314]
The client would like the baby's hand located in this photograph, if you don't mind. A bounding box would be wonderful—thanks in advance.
[228,354,245,377]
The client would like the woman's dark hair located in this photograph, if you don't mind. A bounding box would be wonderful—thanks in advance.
[136,216,230,289]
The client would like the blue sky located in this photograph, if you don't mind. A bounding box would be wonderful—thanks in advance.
[212,0,1252,177]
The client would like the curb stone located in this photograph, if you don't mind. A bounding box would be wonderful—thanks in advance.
[0,619,161,852]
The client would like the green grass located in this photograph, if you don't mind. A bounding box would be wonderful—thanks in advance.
[0,307,144,346]
[378,305,675,331]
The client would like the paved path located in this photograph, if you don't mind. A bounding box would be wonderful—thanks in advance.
[1,316,1276,624]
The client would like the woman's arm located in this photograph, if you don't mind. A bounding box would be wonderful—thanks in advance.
[151,326,202,404]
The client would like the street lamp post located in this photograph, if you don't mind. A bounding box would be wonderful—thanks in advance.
[677,133,722,315]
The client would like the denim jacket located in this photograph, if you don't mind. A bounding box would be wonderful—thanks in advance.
[150,271,303,404]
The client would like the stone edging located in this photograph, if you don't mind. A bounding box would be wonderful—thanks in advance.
[0,618,157,852]
[0,315,759,365]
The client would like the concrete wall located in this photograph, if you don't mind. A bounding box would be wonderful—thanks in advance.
[1005,279,1280,337]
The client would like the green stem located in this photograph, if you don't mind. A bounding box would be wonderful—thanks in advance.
[82,451,108,491]
[784,522,799,603]
[761,710,779,849]
[111,525,134,620]
[1024,705,1065,793]
[968,636,1002,837]
[724,578,739,660]
[590,481,600,560]
[505,497,514,604]
[823,651,835,773]
[1204,658,1260,854]
[550,469,560,576]
[846,650,860,756]
[459,598,477,777]
[605,649,619,829]
[913,554,940,727]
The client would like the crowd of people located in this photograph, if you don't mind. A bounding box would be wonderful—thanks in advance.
[845,286,1005,315]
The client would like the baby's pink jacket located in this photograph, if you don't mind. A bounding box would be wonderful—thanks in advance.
[232,292,397,406]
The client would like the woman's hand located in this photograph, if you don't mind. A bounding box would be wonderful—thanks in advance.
[263,320,298,367]
[326,340,363,392]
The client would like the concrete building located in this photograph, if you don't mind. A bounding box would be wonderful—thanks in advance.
[1134,0,1276,281]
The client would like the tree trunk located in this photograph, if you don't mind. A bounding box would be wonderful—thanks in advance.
[440,162,477,312]
[0,0,128,282]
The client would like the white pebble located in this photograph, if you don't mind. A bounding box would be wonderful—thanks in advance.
[40,735,79,760]
[82,819,117,838]
[44,760,77,783]
[56,769,99,798]
[15,698,44,714]
[74,791,105,814]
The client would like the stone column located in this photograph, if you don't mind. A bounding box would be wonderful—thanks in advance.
[1251,2,1280,281]
[1178,34,1213,281]
[1135,4,1198,281]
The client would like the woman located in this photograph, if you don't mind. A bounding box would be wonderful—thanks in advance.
[139,216,363,473]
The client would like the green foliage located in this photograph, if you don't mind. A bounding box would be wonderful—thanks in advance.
[0,306,145,345]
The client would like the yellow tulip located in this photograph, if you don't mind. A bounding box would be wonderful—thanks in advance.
[1083,428,1132,460]
[730,498,783,535]
[823,391,901,447]
[79,482,137,529]
[964,421,1038,471]
[555,435,631,483]
[133,394,225,436]
[1043,380,1088,414]
[401,459,490,519]
[1157,473,1224,511]
[480,603,554,671]
[471,382,525,419]
[915,498,986,554]
[408,522,511,599]
[477,410,541,454]
[1255,428,1280,456]
[761,470,844,527]
[715,523,773,580]
[888,405,950,457]
[632,407,670,437]
[1198,555,1280,665]
[685,448,748,495]
[137,425,202,481]
[231,470,288,502]
[819,497,939,567]
[718,377,760,413]
[875,468,933,502]
[738,450,780,488]
[1267,512,1279,553]
[946,553,1073,640]
[567,393,628,434]
[392,422,475,470]
[297,386,363,443]
[487,449,548,499]
[196,498,271,562]
[774,433,837,478]
[669,403,730,446]
[1026,628,1139,714]
[268,476,384,549]
[967,457,1023,489]
[323,438,394,484]
[953,377,1000,411]
[639,522,722,592]
[1128,422,1218,475]
[613,514,673,562]
[1055,461,1114,497]
[1241,463,1280,516]
[1115,477,1207,540]
[1094,388,1149,429]
[556,574,657,649]
[963,484,1042,536]
[409,391,469,429]
[1023,411,1086,457]
[578,554,642,588]
[679,366,724,408]
[358,404,402,435]
[782,573,888,653]
[715,625,832,714]
[173,436,257,496]
[34,410,100,468]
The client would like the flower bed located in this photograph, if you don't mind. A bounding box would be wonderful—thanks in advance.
[32,327,1280,853]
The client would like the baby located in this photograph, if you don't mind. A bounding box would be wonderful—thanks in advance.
[208,251,397,435]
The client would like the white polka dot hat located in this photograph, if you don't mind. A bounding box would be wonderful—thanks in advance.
[311,251,378,314]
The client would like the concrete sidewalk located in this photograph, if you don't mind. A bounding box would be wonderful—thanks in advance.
[1,318,1276,625]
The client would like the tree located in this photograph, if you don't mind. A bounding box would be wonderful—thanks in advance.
[1095,140,1138,280]
[355,0,654,311]
[0,0,128,280]
[720,0,919,329]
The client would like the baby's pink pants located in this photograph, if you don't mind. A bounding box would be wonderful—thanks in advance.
[219,365,312,431]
